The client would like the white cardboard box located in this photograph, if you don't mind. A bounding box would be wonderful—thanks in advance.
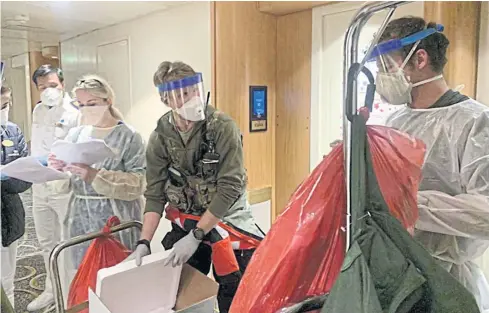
[89,250,218,313]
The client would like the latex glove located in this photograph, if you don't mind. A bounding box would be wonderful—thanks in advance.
[163,232,202,267]
[125,244,150,266]
[48,153,66,171]
[0,172,8,181]
[36,155,48,166]
[65,163,99,183]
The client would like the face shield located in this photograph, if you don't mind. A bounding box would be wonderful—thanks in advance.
[366,24,444,105]
[157,73,206,123]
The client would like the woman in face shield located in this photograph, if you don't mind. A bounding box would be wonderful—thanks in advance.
[372,17,489,312]
[48,75,145,280]
[125,61,264,313]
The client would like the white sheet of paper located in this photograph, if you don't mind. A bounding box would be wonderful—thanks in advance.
[51,139,115,165]
[0,156,69,183]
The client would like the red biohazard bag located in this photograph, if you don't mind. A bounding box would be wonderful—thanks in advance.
[67,216,131,312]
[230,125,426,313]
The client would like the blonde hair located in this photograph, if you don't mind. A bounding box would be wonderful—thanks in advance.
[72,74,123,120]
[153,61,196,86]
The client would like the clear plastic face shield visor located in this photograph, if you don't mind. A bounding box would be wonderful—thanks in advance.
[366,24,444,106]
[157,73,207,123]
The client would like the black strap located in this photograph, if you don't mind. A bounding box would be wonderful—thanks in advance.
[136,239,151,253]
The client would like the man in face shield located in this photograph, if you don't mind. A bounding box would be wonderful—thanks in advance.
[374,17,489,311]
[126,61,264,313]
[28,65,80,311]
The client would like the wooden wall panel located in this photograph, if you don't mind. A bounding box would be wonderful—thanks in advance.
[210,2,217,108]
[275,10,312,216]
[424,1,481,98]
[28,50,60,111]
[214,2,277,192]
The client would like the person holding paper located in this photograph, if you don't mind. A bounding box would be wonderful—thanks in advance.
[0,85,32,308]
[28,65,80,311]
[47,75,146,280]
[126,61,264,313]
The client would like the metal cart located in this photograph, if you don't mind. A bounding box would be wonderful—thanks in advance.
[49,220,142,313]
[277,1,412,312]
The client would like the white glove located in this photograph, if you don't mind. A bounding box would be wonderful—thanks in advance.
[125,244,150,266]
[163,232,202,267]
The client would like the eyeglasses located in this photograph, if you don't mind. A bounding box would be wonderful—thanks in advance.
[75,78,103,88]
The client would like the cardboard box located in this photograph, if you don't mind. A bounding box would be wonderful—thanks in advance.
[89,251,218,313]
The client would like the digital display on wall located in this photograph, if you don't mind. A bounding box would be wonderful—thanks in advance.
[249,86,268,132]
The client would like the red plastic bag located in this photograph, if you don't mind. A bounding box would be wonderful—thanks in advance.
[67,216,131,311]
[230,125,425,313]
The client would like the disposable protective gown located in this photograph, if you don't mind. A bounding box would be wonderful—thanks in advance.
[55,123,146,268]
[385,99,489,312]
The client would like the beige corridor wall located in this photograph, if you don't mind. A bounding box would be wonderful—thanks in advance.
[60,2,212,142]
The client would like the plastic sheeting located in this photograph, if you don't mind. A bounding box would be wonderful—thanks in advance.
[230,125,426,313]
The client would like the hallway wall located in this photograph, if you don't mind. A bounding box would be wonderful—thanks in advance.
[3,54,33,142]
[60,2,212,142]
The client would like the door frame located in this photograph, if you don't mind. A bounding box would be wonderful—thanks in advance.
[96,37,133,112]
[310,2,365,171]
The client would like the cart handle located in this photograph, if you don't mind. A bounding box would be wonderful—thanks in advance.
[345,63,376,122]
[49,220,143,313]
[343,1,412,252]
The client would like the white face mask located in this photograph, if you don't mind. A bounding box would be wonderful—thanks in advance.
[0,108,8,126]
[175,96,205,122]
[375,41,443,105]
[376,70,444,105]
[80,105,109,126]
[41,88,63,107]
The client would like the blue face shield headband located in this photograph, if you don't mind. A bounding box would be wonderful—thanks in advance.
[367,24,444,61]
[157,73,203,93]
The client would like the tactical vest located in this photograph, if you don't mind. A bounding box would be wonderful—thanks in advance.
[163,112,229,215]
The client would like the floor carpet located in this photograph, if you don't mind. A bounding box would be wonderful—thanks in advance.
[14,190,55,313]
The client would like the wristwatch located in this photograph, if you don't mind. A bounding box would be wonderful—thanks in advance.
[136,239,151,253]
[192,227,205,241]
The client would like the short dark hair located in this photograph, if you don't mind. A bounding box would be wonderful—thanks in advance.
[32,64,64,86]
[379,16,450,73]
